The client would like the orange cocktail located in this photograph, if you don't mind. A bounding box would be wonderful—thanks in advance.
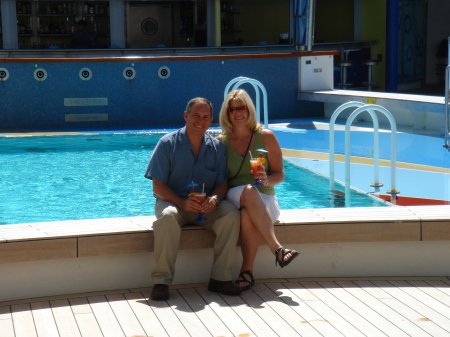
[192,192,207,221]
[195,193,207,203]
[250,159,260,176]
[250,158,263,185]
[250,150,267,185]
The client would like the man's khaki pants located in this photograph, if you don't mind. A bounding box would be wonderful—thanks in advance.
[151,198,240,285]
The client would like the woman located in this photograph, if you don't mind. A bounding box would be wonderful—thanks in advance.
[217,89,299,291]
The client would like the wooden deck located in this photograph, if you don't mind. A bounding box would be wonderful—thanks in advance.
[1,276,450,337]
[2,206,450,336]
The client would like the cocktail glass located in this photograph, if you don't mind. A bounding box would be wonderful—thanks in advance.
[250,158,263,185]
[194,193,207,221]
[250,149,268,185]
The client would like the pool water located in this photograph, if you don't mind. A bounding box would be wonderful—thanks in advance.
[0,133,390,225]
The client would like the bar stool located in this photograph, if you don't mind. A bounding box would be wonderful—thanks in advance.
[363,59,378,91]
[337,60,353,89]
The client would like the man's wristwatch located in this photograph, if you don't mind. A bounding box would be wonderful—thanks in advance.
[211,195,220,206]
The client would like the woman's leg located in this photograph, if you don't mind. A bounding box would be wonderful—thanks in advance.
[239,207,260,272]
[239,185,296,264]
[239,185,281,254]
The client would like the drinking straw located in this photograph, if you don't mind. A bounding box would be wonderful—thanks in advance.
[249,151,254,160]
[202,183,205,194]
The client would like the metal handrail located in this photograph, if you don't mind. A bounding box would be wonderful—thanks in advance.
[444,65,450,148]
[224,77,269,129]
[329,101,364,190]
[329,102,398,205]
[224,77,249,100]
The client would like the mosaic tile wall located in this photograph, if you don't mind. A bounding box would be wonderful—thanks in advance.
[0,55,322,130]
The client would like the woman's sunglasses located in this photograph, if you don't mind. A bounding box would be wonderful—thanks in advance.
[228,106,248,114]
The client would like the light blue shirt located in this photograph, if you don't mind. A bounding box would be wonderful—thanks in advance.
[144,127,228,196]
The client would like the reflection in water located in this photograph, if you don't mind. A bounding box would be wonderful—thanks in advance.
[330,190,346,208]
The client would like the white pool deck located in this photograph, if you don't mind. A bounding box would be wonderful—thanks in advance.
[2,205,450,337]
[3,276,450,337]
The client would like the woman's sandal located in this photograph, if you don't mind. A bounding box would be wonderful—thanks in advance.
[235,270,255,291]
[275,247,300,268]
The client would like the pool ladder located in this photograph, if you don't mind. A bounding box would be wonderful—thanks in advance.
[224,77,269,129]
[329,101,400,205]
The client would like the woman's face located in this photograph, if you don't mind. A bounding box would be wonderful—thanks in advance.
[228,99,248,127]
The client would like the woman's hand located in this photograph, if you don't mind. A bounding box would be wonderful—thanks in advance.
[254,165,269,186]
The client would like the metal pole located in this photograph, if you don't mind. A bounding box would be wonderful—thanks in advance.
[306,0,315,52]
[445,65,450,148]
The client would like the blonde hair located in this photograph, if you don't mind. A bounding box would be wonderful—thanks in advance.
[219,89,262,135]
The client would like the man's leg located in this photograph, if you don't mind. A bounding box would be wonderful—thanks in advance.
[151,198,186,286]
[208,200,240,281]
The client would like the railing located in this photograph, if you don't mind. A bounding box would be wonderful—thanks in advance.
[444,65,450,148]
[329,102,399,205]
[294,0,316,52]
[224,77,269,129]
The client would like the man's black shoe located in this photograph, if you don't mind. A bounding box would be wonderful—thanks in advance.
[151,284,169,301]
[207,278,242,296]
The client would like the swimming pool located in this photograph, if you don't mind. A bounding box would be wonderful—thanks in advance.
[0,132,389,225]
[273,119,450,206]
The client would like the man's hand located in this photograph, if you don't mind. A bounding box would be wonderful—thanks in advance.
[188,194,217,213]
[185,195,203,212]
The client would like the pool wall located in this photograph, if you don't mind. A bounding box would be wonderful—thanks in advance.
[0,53,324,131]
[2,205,450,303]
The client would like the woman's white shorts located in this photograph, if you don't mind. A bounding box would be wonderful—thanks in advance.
[226,184,280,223]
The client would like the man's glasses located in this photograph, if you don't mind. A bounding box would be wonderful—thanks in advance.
[228,106,248,114]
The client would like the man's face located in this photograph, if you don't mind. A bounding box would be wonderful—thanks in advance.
[184,103,213,137]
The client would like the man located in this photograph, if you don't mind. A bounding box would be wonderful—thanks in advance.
[144,97,241,301]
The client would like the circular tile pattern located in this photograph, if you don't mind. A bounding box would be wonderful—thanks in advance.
[0,68,9,81]
[158,66,170,79]
[34,68,47,81]
[123,67,136,80]
[79,68,92,81]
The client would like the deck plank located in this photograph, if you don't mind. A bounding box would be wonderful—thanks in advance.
[177,287,233,337]
[388,280,450,322]
[335,280,426,336]
[30,301,60,337]
[423,280,450,298]
[124,292,170,337]
[0,306,15,337]
[68,297,104,337]
[375,280,450,332]
[11,303,38,337]
[361,280,450,336]
[301,281,381,336]
[87,295,125,337]
[295,281,366,336]
[142,291,191,337]
[251,283,322,337]
[106,293,147,336]
[195,286,254,337]
[4,278,450,337]
[50,299,82,337]
[268,282,345,337]
[239,286,302,337]
[165,289,212,337]
[322,280,409,336]
[220,290,279,337]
